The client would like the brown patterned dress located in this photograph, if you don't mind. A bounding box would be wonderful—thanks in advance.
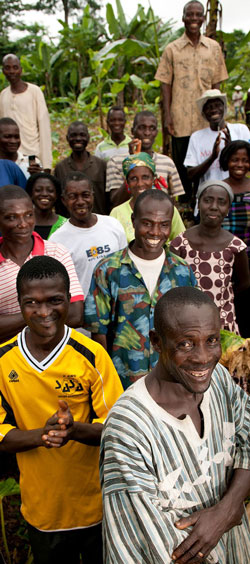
[171,233,246,334]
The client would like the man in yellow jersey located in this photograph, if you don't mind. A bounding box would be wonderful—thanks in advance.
[0,255,123,564]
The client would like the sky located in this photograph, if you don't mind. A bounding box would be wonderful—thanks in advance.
[16,0,250,40]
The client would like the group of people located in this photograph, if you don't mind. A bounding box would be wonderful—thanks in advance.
[0,1,249,563]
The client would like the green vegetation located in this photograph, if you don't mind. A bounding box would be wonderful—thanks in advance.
[0,0,249,134]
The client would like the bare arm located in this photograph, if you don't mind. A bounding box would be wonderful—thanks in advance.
[66,300,83,328]
[233,249,250,294]
[187,134,221,181]
[0,314,25,344]
[91,333,107,350]
[161,83,174,135]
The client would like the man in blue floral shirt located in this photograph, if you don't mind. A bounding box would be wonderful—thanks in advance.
[84,190,196,389]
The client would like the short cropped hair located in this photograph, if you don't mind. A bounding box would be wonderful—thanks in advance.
[132,111,157,129]
[26,172,62,200]
[183,1,204,16]
[67,121,88,135]
[17,256,70,301]
[62,171,93,193]
[107,106,126,120]
[133,189,173,218]
[154,287,219,337]
[219,140,250,171]
[0,185,31,212]
[0,117,19,130]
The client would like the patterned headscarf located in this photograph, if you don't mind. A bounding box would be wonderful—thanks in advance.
[122,152,156,178]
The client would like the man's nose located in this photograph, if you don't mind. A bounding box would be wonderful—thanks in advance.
[38,302,52,317]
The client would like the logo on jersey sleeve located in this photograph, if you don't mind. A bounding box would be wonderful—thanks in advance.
[86,244,110,260]
[8,370,19,382]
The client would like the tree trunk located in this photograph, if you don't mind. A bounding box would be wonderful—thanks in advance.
[62,0,69,25]
[205,0,221,39]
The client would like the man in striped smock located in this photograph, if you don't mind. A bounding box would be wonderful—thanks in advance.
[101,287,250,564]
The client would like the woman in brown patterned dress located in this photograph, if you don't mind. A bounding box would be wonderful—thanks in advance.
[170,180,250,335]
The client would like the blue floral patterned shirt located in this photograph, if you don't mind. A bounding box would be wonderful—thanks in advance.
[84,247,197,389]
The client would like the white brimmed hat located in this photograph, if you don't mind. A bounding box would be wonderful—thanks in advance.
[196,89,227,119]
[234,85,242,90]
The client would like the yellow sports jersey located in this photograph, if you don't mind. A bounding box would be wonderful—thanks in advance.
[0,327,123,531]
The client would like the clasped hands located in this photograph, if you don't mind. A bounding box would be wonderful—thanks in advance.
[41,400,74,448]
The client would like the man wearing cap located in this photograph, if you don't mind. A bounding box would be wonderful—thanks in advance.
[155,1,228,198]
[184,89,250,186]
[232,86,244,121]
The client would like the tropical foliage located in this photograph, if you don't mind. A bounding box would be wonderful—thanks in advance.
[1,0,249,126]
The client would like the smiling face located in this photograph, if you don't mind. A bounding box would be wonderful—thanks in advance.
[107,109,126,136]
[3,55,22,85]
[132,116,158,152]
[153,303,221,394]
[0,124,20,155]
[67,123,89,153]
[132,196,173,259]
[182,2,205,34]
[62,179,94,227]
[127,166,154,200]
[0,198,35,244]
[199,186,230,227]
[31,178,57,212]
[19,275,69,341]
[202,98,225,128]
[227,148,250,181]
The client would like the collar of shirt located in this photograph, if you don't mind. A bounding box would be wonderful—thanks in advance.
[0,231,44,263]
[179,31,209,49]
[120,245,175,274]
[101,133,131,149]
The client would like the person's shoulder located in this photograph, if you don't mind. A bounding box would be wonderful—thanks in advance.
[89,153,106,166]
[0,85,10,97]
[44,239,71,256]
[230,122,250,137]
[154,152,175,165]
[211,362,236,393]
[26,83,45,95]
[163,33,185,50]
[200,34,222,49]
[68,327,109,361]
[0,334,19,360]
[165,247,190,266]
[49,220,70,239]
[94,247,127,272]
[98,213,125,229]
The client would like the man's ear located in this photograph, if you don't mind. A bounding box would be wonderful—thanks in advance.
[149,329,162,354]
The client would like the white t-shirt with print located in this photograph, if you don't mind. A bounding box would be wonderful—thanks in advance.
[50,215,127,296]
[184,123,250,185]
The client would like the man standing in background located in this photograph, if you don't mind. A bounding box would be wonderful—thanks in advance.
[0,54,52,172]
[155,1,228,200]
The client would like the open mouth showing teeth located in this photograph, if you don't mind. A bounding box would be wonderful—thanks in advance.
[185,369,210,379]
[147,239,161,245]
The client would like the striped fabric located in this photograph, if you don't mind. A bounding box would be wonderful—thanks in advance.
[222,192,250,262]
[106,151,185,197]
[100,364,250,563]
[0,231,84,315]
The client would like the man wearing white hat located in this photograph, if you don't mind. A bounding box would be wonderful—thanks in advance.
[232,86,244,121]
[184,89,250,186]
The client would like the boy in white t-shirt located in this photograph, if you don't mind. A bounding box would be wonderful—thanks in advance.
[50,171,127,296]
